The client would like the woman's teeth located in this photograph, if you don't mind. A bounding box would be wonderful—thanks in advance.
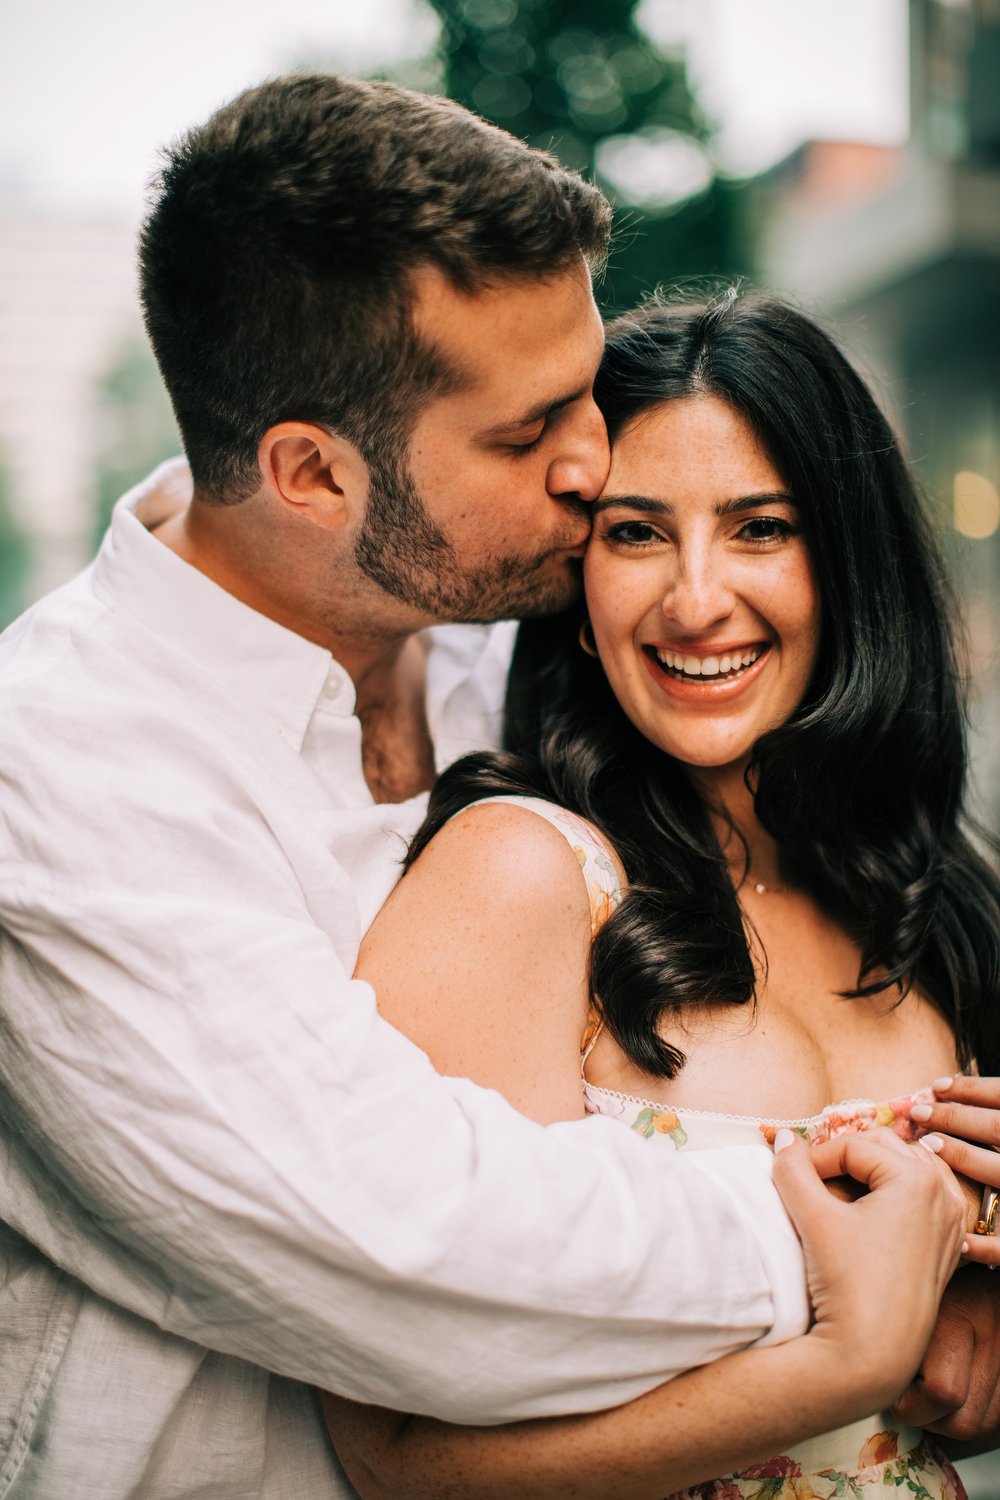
[654,646,761,681]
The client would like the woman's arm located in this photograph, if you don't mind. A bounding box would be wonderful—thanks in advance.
[322,1131,965,1500]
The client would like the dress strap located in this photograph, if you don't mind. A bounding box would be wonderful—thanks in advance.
[448,794,625,938]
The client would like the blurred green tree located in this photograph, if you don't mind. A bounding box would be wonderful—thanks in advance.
[0,452,31,629]
[426,0,752,309]
[92,340,179,546]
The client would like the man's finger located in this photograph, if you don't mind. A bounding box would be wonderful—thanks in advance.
[891,1315,975,1427]
[893,1378,961,1430]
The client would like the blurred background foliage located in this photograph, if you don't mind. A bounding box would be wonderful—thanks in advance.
[426,0,751,308]
[0,454,31,625]
[91,338,180,547]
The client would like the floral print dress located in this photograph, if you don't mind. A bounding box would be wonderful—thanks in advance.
[584,1078,965,1500]
[471,796,968,1500]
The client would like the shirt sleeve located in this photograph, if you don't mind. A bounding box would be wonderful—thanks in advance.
[0,710,808,1426]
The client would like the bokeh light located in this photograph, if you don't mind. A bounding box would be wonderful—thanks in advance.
[954,470,1000,539]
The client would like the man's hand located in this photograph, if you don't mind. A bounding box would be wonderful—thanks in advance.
[892,1265,1000,1443]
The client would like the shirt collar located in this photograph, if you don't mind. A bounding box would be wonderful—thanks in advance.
[91,459,340,750]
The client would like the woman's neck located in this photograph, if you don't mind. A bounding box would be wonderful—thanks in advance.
[689,760,786,892]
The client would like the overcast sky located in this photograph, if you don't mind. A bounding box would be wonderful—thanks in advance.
[0,0,908,215]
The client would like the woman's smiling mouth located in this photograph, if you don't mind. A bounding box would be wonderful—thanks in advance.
[652,644,765,681]
[641,642,774,698]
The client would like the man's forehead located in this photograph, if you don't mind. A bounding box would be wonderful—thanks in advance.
[411,260,598,344]
[409,260,604,404]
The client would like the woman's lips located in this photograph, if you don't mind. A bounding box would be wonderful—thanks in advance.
[641,641,773,701]
[653,643,765,678]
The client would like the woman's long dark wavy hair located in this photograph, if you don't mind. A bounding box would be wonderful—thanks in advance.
[409,288,1000,1078]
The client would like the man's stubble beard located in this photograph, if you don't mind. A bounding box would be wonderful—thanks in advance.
[353,450,583,624]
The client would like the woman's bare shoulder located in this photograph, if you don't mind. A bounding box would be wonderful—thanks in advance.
[391,797,606,924]
[357,799,599,1122]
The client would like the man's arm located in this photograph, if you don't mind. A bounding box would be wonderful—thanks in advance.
[0,719,807,1425]
[319,1133,967,1499]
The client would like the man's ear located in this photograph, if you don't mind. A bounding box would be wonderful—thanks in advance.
[258,423,368,531]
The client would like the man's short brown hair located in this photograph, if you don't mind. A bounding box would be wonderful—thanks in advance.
[139,74,612,502]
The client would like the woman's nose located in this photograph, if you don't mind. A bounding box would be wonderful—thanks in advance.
[660,550,735,634]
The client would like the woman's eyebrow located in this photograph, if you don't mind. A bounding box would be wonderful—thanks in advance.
[591,494,670,515]
[718,492,796,515]
[593,491,795,516]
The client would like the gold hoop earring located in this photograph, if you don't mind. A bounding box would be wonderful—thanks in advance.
[578,618,599,658]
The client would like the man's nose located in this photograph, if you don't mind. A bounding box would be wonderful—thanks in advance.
[546,401,610,504]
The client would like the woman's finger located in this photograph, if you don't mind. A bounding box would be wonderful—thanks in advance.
[807,1125,916,1184]
[933,1133,1000,1189]
[959,1234,1000,1269]
[911,1097,1000,1148]
[932,1076,1000,1108]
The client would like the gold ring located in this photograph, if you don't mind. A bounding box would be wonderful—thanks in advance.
[976,1186,1000,1237]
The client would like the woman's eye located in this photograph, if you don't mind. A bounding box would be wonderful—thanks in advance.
[737,516,795,544]
[604,520,660,546]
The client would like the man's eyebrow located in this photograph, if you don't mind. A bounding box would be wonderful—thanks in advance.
[479,385,591,437]
[592,491,795,516]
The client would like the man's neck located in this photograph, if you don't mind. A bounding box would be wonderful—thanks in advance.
[356,634,437,803]
[153,505,438,803]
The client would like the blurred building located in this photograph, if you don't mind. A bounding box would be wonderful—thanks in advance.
[0,210,154,604]
[756,0,1000,819]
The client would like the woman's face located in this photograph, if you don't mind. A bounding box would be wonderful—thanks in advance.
[584,394,821,782]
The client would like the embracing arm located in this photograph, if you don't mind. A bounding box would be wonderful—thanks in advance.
[321,1132,966,1500]
[0,740,805,1420]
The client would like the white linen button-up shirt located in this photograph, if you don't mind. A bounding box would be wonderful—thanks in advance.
[0,462,808,1499]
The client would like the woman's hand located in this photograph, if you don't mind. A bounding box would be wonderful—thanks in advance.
[909,1076,1000,1267]
[772,1126,966,1411]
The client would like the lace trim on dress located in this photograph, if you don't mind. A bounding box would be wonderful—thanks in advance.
[581,1082,935,1130]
